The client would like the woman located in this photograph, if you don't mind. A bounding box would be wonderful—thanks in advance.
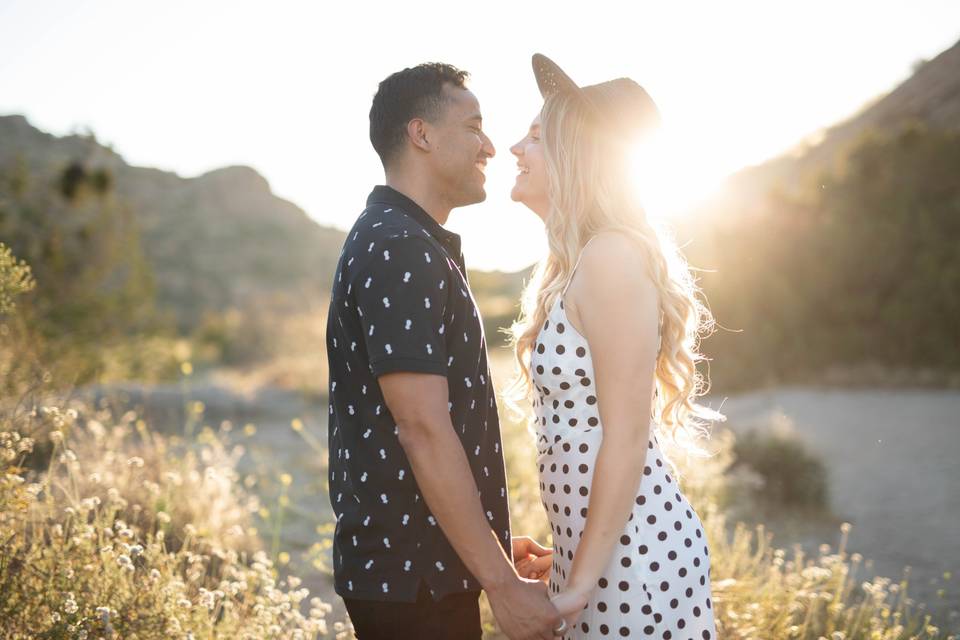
[507,54,725,639]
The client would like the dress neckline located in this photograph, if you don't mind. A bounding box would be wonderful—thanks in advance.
[550,294,661,357]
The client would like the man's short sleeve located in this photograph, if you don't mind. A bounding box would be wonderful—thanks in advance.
[351,234,449,377]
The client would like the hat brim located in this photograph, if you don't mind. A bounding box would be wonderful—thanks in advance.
[531,53,663,139]
[532,53,582,99]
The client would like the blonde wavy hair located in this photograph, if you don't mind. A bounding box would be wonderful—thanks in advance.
[506,84,725,457]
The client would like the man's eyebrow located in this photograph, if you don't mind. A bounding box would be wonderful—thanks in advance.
[466,113,483,123]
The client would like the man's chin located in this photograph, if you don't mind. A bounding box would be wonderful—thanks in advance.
[456,184,487,207]
[474,178,488,202]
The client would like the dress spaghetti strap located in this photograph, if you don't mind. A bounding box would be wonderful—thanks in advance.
[561,235,598,297]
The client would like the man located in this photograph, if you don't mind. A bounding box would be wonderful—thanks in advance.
[325,63,562,639]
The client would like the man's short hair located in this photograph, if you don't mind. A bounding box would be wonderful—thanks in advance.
[369,62,470,168]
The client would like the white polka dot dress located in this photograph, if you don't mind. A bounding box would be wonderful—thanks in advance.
[529,244,717,639]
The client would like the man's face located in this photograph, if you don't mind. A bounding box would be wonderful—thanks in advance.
[424,84,496,208]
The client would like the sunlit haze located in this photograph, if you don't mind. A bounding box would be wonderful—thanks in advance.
[2,0,958,271]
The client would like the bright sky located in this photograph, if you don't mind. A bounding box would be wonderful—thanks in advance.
[1,1,958,271]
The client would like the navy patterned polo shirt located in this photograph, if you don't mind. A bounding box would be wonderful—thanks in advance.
[325,185,512,603]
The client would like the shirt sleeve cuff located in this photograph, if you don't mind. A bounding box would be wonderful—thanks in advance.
[369,356,448,378]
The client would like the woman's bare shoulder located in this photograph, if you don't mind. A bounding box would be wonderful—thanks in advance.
[578,230,648,286]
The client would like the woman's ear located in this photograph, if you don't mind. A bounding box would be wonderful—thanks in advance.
[406,118,430,152]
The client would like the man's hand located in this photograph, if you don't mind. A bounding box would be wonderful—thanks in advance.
[487,576,562,640]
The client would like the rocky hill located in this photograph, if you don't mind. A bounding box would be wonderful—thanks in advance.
[0,114,346,329]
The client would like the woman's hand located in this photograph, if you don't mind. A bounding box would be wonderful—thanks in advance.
[549,587,590,628]
[516,553,552,583]
[512,535,553,582]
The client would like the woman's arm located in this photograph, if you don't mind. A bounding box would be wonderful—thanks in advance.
[551,231,661,622]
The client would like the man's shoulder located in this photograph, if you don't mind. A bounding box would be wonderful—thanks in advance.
[335,210,452,295]
[345,206,447,258]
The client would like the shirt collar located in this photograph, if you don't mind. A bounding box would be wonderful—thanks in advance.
[366,185,462,257]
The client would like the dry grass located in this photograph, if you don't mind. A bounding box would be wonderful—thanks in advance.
[0,351,955,638]
[0,401,341,639]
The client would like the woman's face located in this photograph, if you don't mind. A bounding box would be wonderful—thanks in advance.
[509,113,550,220]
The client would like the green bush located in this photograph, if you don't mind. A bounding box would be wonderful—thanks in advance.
[0,242,35,315]
[730,428,829,510]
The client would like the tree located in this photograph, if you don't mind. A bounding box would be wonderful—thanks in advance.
[0,156,166,387]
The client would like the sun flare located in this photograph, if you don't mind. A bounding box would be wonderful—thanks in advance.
[629,127,726,222]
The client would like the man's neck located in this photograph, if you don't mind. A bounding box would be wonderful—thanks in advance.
[384,172,451,226]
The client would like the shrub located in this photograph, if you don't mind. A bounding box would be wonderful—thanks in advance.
[730,427,829,510]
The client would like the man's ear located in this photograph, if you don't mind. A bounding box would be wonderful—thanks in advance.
[406,118,431,152]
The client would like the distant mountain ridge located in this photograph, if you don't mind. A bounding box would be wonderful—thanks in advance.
[0,114,347,329]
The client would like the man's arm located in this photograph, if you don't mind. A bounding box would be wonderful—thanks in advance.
[379,371,560,640]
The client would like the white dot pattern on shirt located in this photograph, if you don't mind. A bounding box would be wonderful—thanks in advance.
[326,194,511,603]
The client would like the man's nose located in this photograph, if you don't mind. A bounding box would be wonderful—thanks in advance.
[482,132,496,158]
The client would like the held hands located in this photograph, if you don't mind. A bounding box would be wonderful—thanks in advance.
[486,574,562,640]
[511,536,589,634]
[512,536,553,583]
[485,536,561,639]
